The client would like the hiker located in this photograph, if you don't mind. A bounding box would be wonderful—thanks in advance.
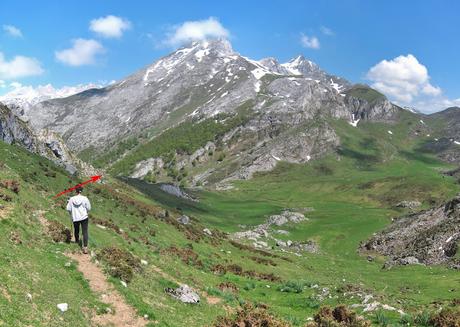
[66,186,91,254]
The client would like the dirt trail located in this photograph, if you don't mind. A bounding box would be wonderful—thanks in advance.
[67,252,147,327]
[36,210,147,327]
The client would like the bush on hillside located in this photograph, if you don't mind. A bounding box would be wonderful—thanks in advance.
[47,220,71,243]
[429,306,460,327]
[214,303,290,327]
[97,246,142,282]
[306,305,371,327]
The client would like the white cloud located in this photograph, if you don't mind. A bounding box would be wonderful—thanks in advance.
[422,83,441,96]
[89,15,131,38]
[367,54,441,103]
[320,26,334,36]
[0,52,44,79]
[300,34,320,49]
[164,17,229,47]
[366,54,460,113]
[55,39,105,66]
[3,25,22,38]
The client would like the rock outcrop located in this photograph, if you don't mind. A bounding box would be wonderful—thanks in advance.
[362,194,460,268]
[0,103,96,175]
[165,285,200,304]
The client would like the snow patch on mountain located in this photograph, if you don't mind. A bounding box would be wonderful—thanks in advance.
[0,83,103,113]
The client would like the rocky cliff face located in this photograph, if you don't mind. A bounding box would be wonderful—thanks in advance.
[362,195,460,268]
[0,103,39,152]
[420,107,460,163]
[0,103,95,175]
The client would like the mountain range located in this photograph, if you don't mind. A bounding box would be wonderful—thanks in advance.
[2,39,406,184]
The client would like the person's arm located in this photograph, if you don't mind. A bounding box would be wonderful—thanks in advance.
[85,198,91,211]
[66,198,72,212]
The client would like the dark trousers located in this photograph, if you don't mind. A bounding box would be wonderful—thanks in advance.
[73,218,88,247]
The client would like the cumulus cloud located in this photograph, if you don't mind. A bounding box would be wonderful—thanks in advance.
[89,15,131,38]
[366,54,460,113]
[367,54,441,103]
[300,34,320,49]
[55,39,105,66]
[164,17,229,47]
[0,52,44,79]
[320,26,334,36]
[3,25,23,38]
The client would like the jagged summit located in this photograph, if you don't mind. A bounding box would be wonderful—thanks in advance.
[280,55,318,75]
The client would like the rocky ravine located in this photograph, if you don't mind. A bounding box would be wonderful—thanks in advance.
[362,194,460,268]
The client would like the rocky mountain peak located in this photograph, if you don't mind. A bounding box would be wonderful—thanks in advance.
[281,55,320,76]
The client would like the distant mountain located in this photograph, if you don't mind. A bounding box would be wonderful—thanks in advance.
[415,106,460,163]
[0,83,102,116]
[20,39,402,185]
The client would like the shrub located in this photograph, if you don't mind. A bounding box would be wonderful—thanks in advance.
[1,179,20,194]
[97,246,142,283]
[306,305,371,327]
[429,307,460,327]
[214,303,290,327]
[47,220,71,243]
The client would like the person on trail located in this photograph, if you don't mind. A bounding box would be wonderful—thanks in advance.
[66,186,91,254]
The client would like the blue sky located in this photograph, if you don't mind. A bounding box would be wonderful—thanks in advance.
[0,0,458,112]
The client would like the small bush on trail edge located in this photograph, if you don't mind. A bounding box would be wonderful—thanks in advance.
[429,306,460,327]
[47,220,71,243]
[306,305,371,327]
[214,303,290,327]
[97,246,142,283]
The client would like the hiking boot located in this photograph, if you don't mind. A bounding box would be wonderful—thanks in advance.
[82,247,88,254]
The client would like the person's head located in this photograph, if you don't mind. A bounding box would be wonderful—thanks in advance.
[76,186,83,194]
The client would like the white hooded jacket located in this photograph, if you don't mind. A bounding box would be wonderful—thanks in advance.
[66,194,91,222]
